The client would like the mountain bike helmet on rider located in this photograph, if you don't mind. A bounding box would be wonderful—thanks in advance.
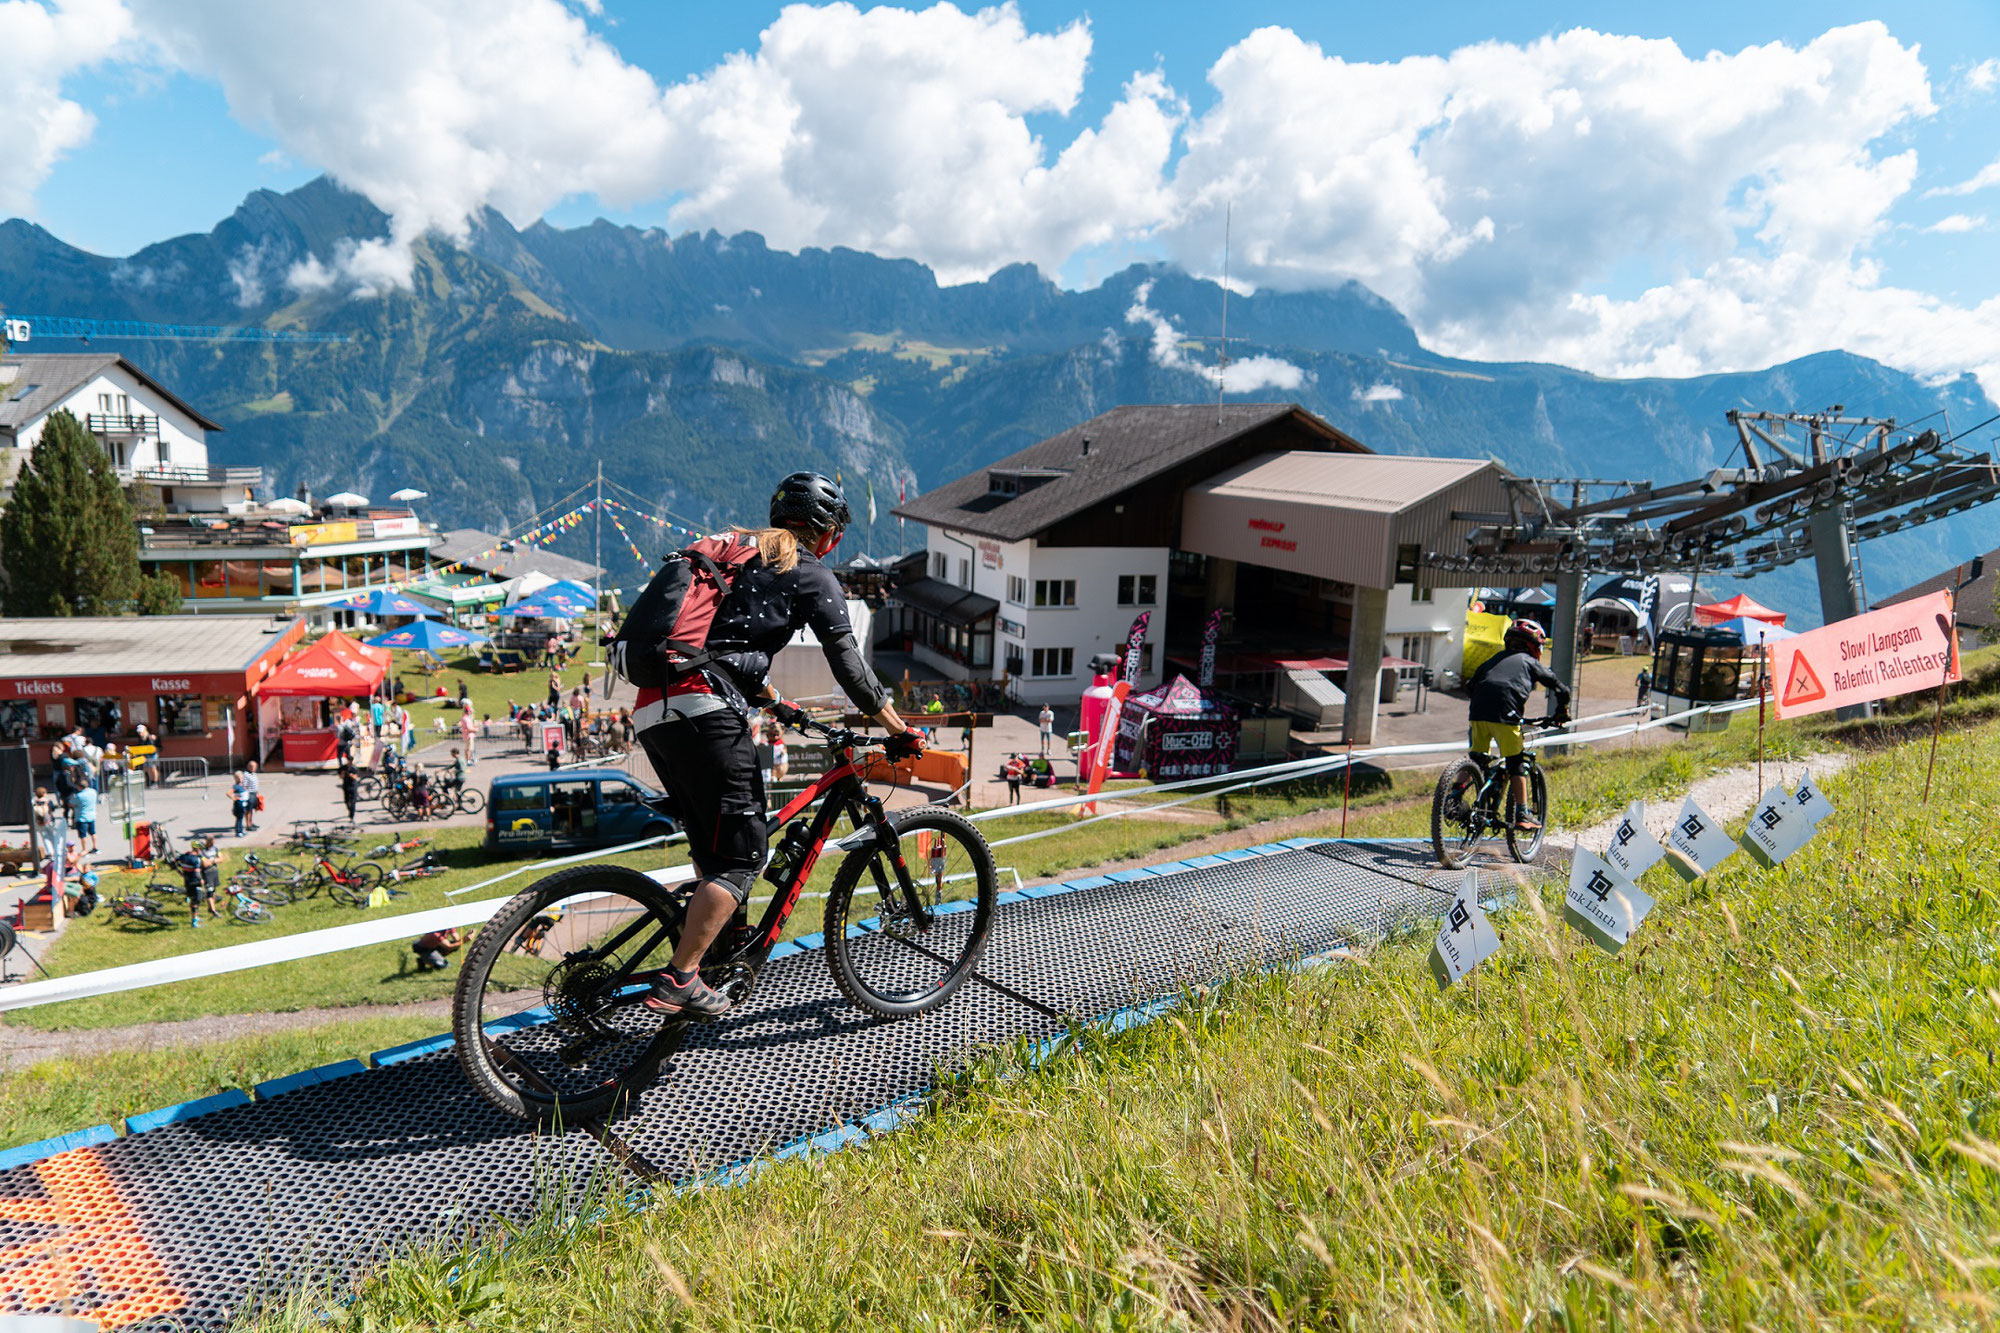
[1466,618,1572,831]
[625,470,920,1018]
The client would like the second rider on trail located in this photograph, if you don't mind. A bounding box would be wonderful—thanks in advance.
[1466,618,1572,832]
[617,471,923,1020]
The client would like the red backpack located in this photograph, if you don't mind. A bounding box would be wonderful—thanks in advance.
[608,534,763,689]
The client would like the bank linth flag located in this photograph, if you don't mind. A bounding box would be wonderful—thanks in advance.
[1772,590,1959,720]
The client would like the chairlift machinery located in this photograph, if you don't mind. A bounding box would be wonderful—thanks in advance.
[1427,404,2000,720]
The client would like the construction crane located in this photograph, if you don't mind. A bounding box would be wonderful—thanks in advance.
[2,313,347,347]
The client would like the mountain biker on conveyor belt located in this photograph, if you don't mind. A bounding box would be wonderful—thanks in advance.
[615,470,923,1019]
[1466,618,1572,832]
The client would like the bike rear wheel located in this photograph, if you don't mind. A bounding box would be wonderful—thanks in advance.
[1431,758,1488,870]
[1506,766,1549,863]
[455,788,485,815]
[245,884,290,906]
[453,864,687,1126]
[329,861,384,906]
[231,900,274,925]
[823,807,998,1018]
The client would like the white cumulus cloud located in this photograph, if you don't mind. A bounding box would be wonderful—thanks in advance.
[1352,383,1404,402]
[1124,279,1306,393]
[0,0,136,218]
[1929,155,2000,198]
[1967,58,2000,93]
[1927,213,1986,233]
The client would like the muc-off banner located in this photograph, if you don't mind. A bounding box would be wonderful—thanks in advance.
[1121,611,1151,683]
[1198,608,1224,689]
[1111,676,1241,779]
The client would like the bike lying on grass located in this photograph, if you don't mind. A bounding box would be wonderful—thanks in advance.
[1430,717,1561,869]
[453,715,999,1126]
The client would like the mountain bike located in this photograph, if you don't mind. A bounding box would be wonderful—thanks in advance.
[110,894,175,928]
[1430,718,1560,869]
[230,852,302,895]
[223,884,278,924]
[298,848,387,906]
[454,715,998,1126]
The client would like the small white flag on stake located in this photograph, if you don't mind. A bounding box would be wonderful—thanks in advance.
[1664,795,1736,881]
[1602,800,1665,881]
[1429,868,1501,990]
[1739,785,1817,869]
[1563,847,1656,955]
[1790,771,1835,826]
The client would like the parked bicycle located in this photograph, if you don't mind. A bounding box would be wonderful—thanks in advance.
[231,852,303,893]
[1430,717,1559,869]
[297,847,387,906]
[109,895,175,928]
[453,714,998,1126]
[222,884,279,925]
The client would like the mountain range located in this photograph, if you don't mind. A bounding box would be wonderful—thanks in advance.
[2,176,1994,620]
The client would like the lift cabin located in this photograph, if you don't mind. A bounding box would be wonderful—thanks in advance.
[1648,626,1768,731]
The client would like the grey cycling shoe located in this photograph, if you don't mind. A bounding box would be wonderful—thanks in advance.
[643,971,732,1020]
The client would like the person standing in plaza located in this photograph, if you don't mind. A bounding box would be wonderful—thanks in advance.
[1038,703,1054,757]
[230,769,253,837]
[243,760,261,831]
[459,706,477,763]
[33,786,65,890]
[547,667,562,709]
[338,759,360,823]
[371,696,386,735]
[71,780,100,858]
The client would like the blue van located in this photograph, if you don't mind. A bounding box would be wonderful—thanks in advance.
[485,769,678,854]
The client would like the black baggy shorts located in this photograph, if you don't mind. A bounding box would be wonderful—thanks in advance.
[638,709,766,898]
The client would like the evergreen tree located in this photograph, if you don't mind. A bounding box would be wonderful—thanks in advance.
[136,570,185,615]
[0,409,140,615]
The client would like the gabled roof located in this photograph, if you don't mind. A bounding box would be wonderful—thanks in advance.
[0,353,225,432]
[1878,548,1999,627]
[431,528,606,583]
[892,403,1356,542]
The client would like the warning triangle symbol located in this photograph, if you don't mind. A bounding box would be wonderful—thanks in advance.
[1783,653,1828,707]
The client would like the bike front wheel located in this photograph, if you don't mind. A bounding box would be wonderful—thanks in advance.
[245,884,290,906]
[329,862,384,905]
[453,864,687,1126]
[1506,766,1549,863]
[455,788,485,815]
[823,807,997,1019]
[1431,758,1488,870]
[231,900,274,924]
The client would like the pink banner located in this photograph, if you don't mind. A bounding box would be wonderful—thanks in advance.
[1771,589,1959,719]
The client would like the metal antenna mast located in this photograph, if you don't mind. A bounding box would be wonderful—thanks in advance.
[1216,202,1231,423]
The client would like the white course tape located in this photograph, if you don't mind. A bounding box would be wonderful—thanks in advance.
[0,694,1758,1013]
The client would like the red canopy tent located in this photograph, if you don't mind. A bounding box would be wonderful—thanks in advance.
[260,634,389,768]
[1693,594,1787,628]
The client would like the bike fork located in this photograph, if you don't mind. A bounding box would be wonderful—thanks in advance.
[856,796,932,929]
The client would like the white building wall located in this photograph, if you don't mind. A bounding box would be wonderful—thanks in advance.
[1000,543,1170,705]
[1383,584,1472,675]
[14,366,210,473]
[909,527,1169,703]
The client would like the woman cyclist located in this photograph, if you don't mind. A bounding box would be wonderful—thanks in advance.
[629,471,922,1018]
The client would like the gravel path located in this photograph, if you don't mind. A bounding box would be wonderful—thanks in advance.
[1553,752,1853,859]
[0,998,454,1074]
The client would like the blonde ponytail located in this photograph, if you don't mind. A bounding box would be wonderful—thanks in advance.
[734,526,801,573]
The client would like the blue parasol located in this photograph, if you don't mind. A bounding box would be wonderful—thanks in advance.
[364,619,489,651]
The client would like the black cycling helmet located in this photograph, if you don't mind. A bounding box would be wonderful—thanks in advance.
[1504,618,1550,655]
[769,471,851,533]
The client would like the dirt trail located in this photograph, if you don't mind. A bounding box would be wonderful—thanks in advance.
[0,754,1852,1073]
[0,998,454,1074]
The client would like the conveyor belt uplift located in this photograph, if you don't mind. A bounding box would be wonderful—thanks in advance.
[0,839,1538,1331]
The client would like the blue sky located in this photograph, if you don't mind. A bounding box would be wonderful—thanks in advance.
[8,0,1999,387]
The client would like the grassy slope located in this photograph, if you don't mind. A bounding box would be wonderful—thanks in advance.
[264,716,2000,1330]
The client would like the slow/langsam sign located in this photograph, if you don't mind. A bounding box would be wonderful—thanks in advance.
[1772,590,1960,719]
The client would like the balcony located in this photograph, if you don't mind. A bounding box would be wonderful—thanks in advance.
[125,462,264,487]
[87,413,160,439]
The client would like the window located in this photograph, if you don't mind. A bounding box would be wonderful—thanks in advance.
[494,786,545,813]
[1006,575,1027,605]
[957,558,970,589]
[156,693,204,735]
[998,617,1025,639]
[1033,579,1076,608]
[931,552,948,580]
[97,392,112,413]
[1412,582,1433,604]
[7,384,37,403]
[600,780,643,809]
[0,701,33,741]
[1117,574,1157,606]
[1004,649,1024,679]
[75,697,122,741]
[1030,647,1075,678]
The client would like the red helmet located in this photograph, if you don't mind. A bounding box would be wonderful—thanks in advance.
[1505,618,1549,655]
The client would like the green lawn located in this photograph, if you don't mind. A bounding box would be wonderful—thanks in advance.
[380,642,611,729]
[261,707,2000,1330]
